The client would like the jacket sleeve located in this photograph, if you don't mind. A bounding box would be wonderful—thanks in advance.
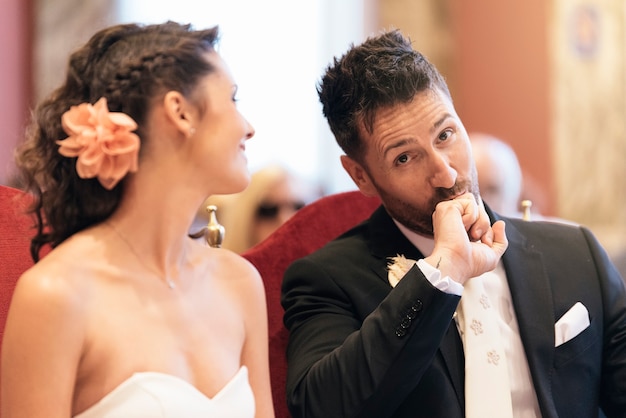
[585,227,626,417]
[281,258,459,418]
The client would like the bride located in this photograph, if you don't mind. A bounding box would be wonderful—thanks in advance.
[1,21,274,418]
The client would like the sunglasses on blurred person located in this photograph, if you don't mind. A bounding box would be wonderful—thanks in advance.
[256,201,306,219]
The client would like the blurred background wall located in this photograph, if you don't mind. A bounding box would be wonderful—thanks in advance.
[0,0,32,188]
[1,0,625,256]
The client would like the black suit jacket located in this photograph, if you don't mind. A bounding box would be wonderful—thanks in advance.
[281,205,626,418]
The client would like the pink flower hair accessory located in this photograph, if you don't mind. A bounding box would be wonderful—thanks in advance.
[56,97,140,190]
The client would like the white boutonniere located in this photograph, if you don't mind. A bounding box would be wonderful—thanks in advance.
[387,254,418,288]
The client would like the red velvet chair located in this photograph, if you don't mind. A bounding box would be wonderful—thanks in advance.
[242,190,381,418]
[0,185,38,395]
[0,185,36,338]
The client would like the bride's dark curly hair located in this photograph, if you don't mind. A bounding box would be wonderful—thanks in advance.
[15,21,220,261]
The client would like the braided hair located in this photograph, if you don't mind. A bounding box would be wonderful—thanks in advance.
[15,21,220,261]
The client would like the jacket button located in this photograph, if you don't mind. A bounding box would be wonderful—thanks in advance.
[407,301,422,319]
[400,318,411,329]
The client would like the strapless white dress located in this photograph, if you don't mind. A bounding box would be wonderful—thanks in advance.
[73,366,254,418]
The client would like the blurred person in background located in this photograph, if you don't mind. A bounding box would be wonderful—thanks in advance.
[470,132,523,217]
[470,132,567,223]
[194,164,322,253]
[472,133,622,279]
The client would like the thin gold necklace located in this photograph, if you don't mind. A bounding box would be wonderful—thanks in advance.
[106,222,177,289]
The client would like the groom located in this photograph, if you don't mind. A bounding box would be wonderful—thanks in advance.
[280,29,626,418]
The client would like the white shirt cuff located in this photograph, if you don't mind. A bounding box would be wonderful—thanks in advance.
[416,259,463,296]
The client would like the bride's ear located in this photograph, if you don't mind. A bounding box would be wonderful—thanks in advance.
[162,91,196,138]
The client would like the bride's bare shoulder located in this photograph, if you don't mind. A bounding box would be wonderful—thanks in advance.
[16,230,107,300]
[193,243,263,294]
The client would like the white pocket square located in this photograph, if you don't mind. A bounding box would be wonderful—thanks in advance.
[554,302,590,347]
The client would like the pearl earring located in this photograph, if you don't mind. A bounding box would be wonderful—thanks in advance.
[189,127,196,136]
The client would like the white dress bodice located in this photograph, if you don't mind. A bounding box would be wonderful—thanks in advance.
[73,366,254,418]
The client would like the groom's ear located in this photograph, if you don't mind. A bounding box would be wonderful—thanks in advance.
[340,155,379,198]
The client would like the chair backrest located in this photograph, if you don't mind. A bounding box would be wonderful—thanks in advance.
[0,185,38,394]
[0,185,37,337]
[241,190,381,417]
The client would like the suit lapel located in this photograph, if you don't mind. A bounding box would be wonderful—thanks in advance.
[440,321,466,405]
[366,206,426,281]
[501,218,557,414]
